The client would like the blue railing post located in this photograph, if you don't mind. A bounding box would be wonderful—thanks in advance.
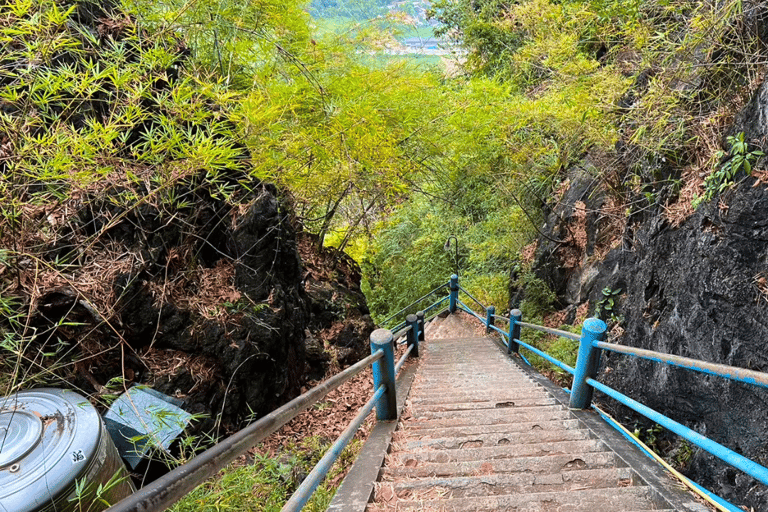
[485,306,495,333]
[449,274,458,313]
[406,314,420,358]
[370,329,397,420]
[416,310,425,343]
[569,318,607,409]
[508,309,522,354]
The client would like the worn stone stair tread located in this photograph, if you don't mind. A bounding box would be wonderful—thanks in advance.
[406,409,574,429]
[369,486,660,511]
[411,386,542,397]
[379,466,634,497]
[410,395,554,410]
[414,369,531,377]
[390,439,606,464]
[410,403,567,421]
[399,418,583,439]
[409,397,557,414]
[360,330,685,511]
[410,388,550,406]
[412,380,537,389]
[381,451,620,478]
[399,428,594,450]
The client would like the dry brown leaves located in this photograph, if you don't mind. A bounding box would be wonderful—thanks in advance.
[571,201,588,252]
[663,107,734,227]
[664,166,705,227]
[556,200,589,269]
[575,302,589,325]
[520,241,538,265]
[141,348,217,397]
[543,309,568,329]
[593,196,626,261]
[168,258,242,321]
[255,366,377,457]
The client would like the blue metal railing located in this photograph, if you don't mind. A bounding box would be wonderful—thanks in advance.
[107,273,768,512]
[380,283,449,331]
[445,273,768,509]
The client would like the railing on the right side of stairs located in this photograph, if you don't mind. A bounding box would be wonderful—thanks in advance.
[447,273,768,512]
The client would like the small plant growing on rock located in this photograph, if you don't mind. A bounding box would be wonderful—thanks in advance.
[692,132,764,208]
[594,287,621,320]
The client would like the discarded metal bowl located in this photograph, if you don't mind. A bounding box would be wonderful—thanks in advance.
[0,388,134,512]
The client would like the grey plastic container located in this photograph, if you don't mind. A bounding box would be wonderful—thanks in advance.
[0,388,135,512]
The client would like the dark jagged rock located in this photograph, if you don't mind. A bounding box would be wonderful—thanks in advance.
[527,80,768,510]
[101,183,309,428]
[298,233,374,380]
[530,164,614,307]
[595,181,768,509]
[3,0,375,438]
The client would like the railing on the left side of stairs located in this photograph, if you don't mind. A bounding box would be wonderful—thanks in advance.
[105,285,451,512]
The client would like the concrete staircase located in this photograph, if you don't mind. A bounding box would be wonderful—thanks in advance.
[366,316,680,511]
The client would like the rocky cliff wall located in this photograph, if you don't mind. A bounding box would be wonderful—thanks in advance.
[528,80,768,509]
[0,0,372,434]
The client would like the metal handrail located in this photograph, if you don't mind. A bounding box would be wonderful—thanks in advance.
[457,300,485,323]
[395,344,414,374]
[588,378,768,486]
[487,323,507,337]
[457,285,488,313]
[379,283,448,327]
[518,321,581,341]
[594,341,768,390]
[423,295,449,314]
[282,384,387,511]
[392,324,412,342]
[109,272,768,512]
[106,351,384,512]
[514,337,575,375]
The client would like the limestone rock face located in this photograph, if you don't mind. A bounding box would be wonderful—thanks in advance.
[527,79,768,509]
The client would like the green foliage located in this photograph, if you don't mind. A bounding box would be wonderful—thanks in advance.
[594,286,622,320]
[516,270,557,320]
[430,0,524,77]
[519,323,579,380]
[71,469,133,512]
[632,423,664,454]
[125,0,311,87]
[693,132,765,208]
[169,437,361,512]
[673,440,695,469]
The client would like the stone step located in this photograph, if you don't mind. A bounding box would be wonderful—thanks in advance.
[410,399,561,418]
[398,428,594,451]
[411,383,540,395]
[414,378,529,385]
[410,396,558,413]
[379,466,635,498]
[369,486,662,511]
[389,439,607,464]
[423,354,509,361]
[420,357,514,364]
[382,451,620,478]
[410,389,551,404]
[406,405,570,429]
[411,390,551,404]
[399,418,582,439]
[415,373,527,380]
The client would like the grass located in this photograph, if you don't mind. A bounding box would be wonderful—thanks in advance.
[518,324,580,386]
[169,437,362,512]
